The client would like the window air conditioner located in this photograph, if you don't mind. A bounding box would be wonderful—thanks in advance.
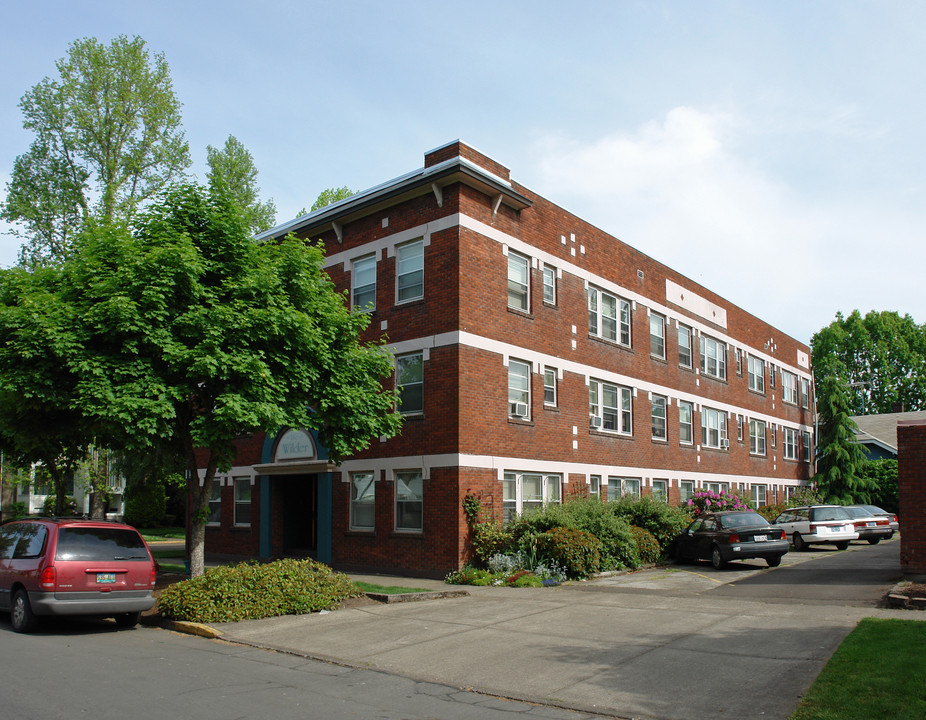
[590,415,603,428]
[721,438,729,449]
[510,402,529,418]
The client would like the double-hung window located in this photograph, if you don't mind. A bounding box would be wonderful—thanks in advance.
[700,335,727,380]
[650,313,666,359]
[352,254,377,311]
[396,352,423,415]
[543,367,557,406]
[208,479,222,526]
[651,394,667,440]
[589,475,601,499]
[782,371,798,405]
[679,400,693,444]
[751,484,768,507]
[588,287,630,346]
[542,265,556,304]
[589,379,632,434]
[394,470,423,532]
[508,360,531,419]
[701,407,728,449]
[802,431,812,463]
[801,378,811,408]
[502,472,561,523]
[608,477,640,500]
[678,324,692,368]
[652,479,668,502]
[396,240,424,302]
[750,419,767,456]
[233,477,251,527]
[507,252,530,311]
[748,356,765,393]
[350,472,375,530]
[783,427,799,460]
[680,480,694,504]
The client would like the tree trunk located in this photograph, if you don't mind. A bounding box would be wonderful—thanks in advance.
[188,455,216,578]
[89,491,106,519]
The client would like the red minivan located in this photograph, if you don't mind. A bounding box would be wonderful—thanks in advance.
[0,518,156,633]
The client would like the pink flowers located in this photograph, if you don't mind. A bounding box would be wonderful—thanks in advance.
[687,489,751,516]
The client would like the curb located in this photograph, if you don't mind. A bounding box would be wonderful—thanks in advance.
[159,619,224,638]
[364,589,469,604]
[885,582,926,610]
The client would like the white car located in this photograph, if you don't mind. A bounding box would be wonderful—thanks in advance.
[773,505,859,551]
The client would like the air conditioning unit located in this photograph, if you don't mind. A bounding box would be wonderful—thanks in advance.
[510,402,529,418]
[589,415,602,428]
[721,438,730,449]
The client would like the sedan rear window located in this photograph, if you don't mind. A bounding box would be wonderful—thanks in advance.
[55,527,150,561]
[719,513,769,529]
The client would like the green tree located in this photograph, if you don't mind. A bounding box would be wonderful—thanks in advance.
[811,310,926,415]
[52,183,401,575]
[857,458,898,513]
[1,35,191,266]
[206,135,276,233]
[305,186,355,215]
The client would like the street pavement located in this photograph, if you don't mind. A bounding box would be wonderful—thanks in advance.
[163,538,924,720]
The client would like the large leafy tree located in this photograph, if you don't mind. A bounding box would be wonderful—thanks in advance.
[310,186,355,212]
[1,35,190,266]
[811,310,926,415]
[206,135,276,234]
[51,184,400,575]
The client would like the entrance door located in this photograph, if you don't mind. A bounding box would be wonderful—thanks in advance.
[280,475,317,556]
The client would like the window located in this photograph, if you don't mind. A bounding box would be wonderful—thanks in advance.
[650,313,666,359]
[801,378,811,408]
[508,360,531,419]
[543,367,557,406]
[351,254,376,311]
[589,380,632,434]
[651,394,667,440]
[747,356,765,393]
[783,427,798,460]
[616,477,641,499]
[507,252,530,311]
[737,414,744,442]
[700,335,727,380]
[502,472,561,523]
[234,477,251,527]
[680,480,694,504]
[782,371,798,405]
[771,423,777,447]
[589,475,601,499]
[588,287,631,346]
[208,479,221,526]
[652,479,668,502]
[769,364,776,388]
[802,431,812,463]
[750,419,767,456]
[707,481,729,494]
[736,348,743,375]
[679,400,693,444]
[396,240,424,302]
[751,484,768,507]
[678,325,692,368]
[542,265,556,304]
[350,472,375,530]
[701,407,728,449]
[396,352,423,415]
[394,470,423,532]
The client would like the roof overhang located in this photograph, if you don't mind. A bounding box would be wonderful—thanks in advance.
[252,460,337,476]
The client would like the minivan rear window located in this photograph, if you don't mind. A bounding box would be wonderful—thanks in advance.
[55,527,150,562]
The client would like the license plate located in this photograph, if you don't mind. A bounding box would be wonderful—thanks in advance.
[753,535,767,542]
[97,573,116,584]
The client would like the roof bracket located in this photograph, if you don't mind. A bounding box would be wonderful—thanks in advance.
[431,182,443,208]
[492,193,503,216]
[332,221,343,244]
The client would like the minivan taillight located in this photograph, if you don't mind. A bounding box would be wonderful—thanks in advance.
[39,566,56,590]
[149,565,157,587]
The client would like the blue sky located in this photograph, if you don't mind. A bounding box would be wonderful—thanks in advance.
[1,1,923,345]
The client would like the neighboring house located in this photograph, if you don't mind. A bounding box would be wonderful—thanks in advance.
[200,141,816,577]
[852,411,926,460]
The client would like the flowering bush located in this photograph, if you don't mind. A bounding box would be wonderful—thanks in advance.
[685,490,750,517]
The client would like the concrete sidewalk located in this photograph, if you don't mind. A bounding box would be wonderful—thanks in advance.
[193,558,917,720]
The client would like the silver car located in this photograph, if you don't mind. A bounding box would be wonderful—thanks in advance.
[773,505,859,551]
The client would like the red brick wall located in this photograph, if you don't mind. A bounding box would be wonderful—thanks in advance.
[898,420,926,577]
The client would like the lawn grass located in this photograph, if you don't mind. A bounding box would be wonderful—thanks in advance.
[140,527,185,541]
[354,581,431,595]
[791,618,926,720]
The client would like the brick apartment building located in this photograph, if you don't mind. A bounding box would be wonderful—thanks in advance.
[200,140,816,577]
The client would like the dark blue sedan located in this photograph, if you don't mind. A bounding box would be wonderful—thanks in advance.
[670,511,790,569]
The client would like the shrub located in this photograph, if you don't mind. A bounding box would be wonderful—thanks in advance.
[43,495,78,516]
[685,490,750,517]
[507,572,543,587]
[157,559,363,623]
[445,566,501,585]
[756,502,787,522]
[7,501,29,520]
[630,525,661,564]
[535,526,602,578]
[610,495,690,550]
[124,482,167,528]
[486,552,528,575]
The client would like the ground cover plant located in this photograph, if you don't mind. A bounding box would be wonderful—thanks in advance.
[354,582,430,594]
[790,618,926,720]
[157,559,362,623]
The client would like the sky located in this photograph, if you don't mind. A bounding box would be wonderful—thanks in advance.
[1,1,923,345]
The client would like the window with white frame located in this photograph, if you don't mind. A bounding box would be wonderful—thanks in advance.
[771,423,777,447]
[801,378,811,408]
[679,400,693,444]
[750,419,767,456]
[700,335,727,380]
[588,286,631,346]
[352,254,377,311]
[748,355,765,393]
[620,477,641,499]
[707,481,729,494]
[543,367,557,406]
[650,313,666,359]
[701,407,728,449]
[507,251,530,311]
[783,427,799,460]
[680,480,694,504]
[782,370,798,405]
[502,472,561,523]
[678,324,692,368]
[589,379,632,434]
[652,479,668,502]
[396,352,423,415]
[769,363,776,388]
[233,477,251,526]
[396,240,424,302]
[652,394,667,440]
[394,470,423,532]
[208,479,221,526]
[737,414,744,442]
[350,472,375,530]
[508,360,531,419]
[542,265,556,304]
[751,484,768,507]
[736,347,743,375]
[589,475,601,499]
[802,431,812,463]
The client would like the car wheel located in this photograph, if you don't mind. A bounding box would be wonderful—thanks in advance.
[11,589,38,633]
[792,533,808,552]
[867,538,881,545]
[114,611,141,628]
[711,546,726,570]
[835,541,849,550]
[766,555,782,568]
